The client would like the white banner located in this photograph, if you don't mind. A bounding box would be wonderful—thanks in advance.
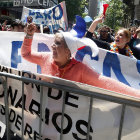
[0,31,140,140]
[0,31,140,89]
[21,1,68,32]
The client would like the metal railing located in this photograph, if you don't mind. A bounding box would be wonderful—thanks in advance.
[0,71,140,140]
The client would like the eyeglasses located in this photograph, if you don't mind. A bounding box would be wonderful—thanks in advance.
[100,30,108,33]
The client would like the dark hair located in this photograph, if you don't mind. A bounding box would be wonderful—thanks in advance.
[27,16,33,24]
[11,21,19,29]
[129,26,137,32]
[53,27,64,34]
[18,21,25,28]
[57,27,64,31]
[99,25,111,32]
[36,24,40,30]
[43,26,50,34]
[53,29,58,34]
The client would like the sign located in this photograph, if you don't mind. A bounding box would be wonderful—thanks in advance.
[0,31,140,89]
[13,0,57,7]
[0,31,140,139]
[21,1,68,32]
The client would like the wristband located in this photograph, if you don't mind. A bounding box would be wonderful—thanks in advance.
[25,34,33,39]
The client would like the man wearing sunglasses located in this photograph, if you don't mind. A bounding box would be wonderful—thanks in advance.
[98,25,114,43]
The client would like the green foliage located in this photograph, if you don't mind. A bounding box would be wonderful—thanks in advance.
[64,0,88,22]
[82,13,88,18]
[103,0,131,31]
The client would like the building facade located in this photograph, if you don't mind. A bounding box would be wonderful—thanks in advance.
[88,0,102,20]
[0,0,57,23]
[88,0,140,26]
[134,0,140,20]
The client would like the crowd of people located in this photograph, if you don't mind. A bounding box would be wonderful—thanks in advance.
[0,15,140,80]
[0,13,140,140]
[0,15,140,60]
[86,15,140,59]
[19,21,140,98]
[0,16,64,34]
[13,14,139,98]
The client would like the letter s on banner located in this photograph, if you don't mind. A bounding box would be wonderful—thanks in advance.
[72,120,93,140]
[52,112,72,134]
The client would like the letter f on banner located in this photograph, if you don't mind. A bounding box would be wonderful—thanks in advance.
[11,41,22,68]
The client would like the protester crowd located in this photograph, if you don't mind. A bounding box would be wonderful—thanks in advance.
[19,19,140,99]
[86,15,140,59]
[0,15,140,60]
[0,11,140,140]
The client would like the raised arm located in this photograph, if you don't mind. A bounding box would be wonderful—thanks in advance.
[97,74,140,98]
[21,23,46,65]
[82,64,140,98]
[88,15,104,33]
[86,15,110,50]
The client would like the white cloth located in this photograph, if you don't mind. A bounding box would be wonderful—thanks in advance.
[62,32,99,57]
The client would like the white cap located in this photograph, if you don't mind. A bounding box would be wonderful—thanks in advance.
[61,32,99,57]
